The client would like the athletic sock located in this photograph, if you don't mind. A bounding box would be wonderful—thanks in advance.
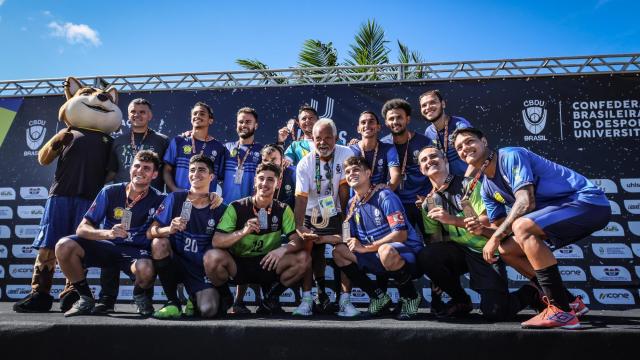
[339,263,384,299]
[264,282,287,302]
[73,279,92,298]
[535,264,570,312]
[392,264,418,299]
[154,256,180,306]
[133,285,145,297]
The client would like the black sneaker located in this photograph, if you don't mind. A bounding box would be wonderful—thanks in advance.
[13,292,53,313]
[256,298,285,315]
[436,301,473,319]
[314,292,338,314]
[133,293,154,317]
[92,296,116,315]
[60,291,80,313]
[64,295,95,317]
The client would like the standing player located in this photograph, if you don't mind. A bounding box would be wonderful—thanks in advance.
[333,156,423,320]
[204,163,310,314]
[349,111,401,189]
[261,144,296,209]
[452,127,610,329]
[54,150,164,317]
[293,119,355,316]
[419,90,471,176]
[278,105,319,166]
[148,154,228,319]
[163,102,225,193]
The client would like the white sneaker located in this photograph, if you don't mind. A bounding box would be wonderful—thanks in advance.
[337,299,361,317]
[292,296,313,316]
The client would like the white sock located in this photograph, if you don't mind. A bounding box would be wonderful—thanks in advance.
[302,291,312,299]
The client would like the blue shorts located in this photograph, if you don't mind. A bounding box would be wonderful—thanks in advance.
[169,240,212,296]
[524,199,611,249]
[32,196,92,249]
[355,242,419,276]
[70,236,151,280]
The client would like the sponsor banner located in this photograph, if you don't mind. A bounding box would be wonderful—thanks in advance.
[422,288,452,304]
[86,267,100,279]
[633,243,640,258]
[0,206,13,219]
[324,265,334,281]
[521,100,548,141]
[569,288,591,304]
[629,221,640,237]
[279,288,296,303]
[591,222,624,237]
[608,201,621,215]
[5,284,31,299]
[117,285,135,301]
[387,288,400,304]
[310,287,336,302]
[15,225,40,239]
[9,264,33,278]
[228,286,258,303]
[17,205,45,219]
[19,186,48,200]
[323,244,333,259]
[350,288,370,303]
[592,243,633,259]
[553,244,584,259]
[621,178,640,193]
[0,265,4,279]
[0,225,10,239]
[506,266,529,282]
[593,288,635,305]
[590,266,632,282]
[635,266,640,280]
[0,187,16,200]
[559,266,587,282]
[624,200,640,215]
[24,119,47,155]
[590,179,618,194]
[11,244,36,258]
[465,288,482,304]
[152,286,168,301]
[0,244,8,258]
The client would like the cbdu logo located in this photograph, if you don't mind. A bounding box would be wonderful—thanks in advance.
[522,100,547,141]
[25,119,47,155]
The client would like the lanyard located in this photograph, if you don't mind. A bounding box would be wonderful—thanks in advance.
[344,185,375,223]
[275,165,285,200]
[130,129,149,155]
[315,153,334,196]
[462,151,495,200]
[400,132,414,177]
[358,140,379,175]
[436,117,450,153]
[125,183,147,210]
[191,134,213,155]
[233,141,254,170]
[429,174,454,196]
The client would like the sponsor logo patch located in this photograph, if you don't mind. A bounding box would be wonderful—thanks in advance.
[590,266,632,282]
[387,211,405,227]
[20,186,48,200]
[553,244,584,259]
[591,222,624,237]
[593,288,635,305]
[621,178,640,193]
[592,243,633,259]
[12,244,37,258]
[624,200,640,215]
[559,266,587,282]
[590,179,618,194]
[15,225,40,239]
[0,225,10,239]
[0,187,16,200]
[0,206,12,219]
[17,205,45,219]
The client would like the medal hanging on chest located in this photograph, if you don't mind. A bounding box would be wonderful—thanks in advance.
[234,142,254,185]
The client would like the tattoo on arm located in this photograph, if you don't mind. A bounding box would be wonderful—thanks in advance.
[493,185,535,240]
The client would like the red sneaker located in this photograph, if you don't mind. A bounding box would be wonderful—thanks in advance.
[569,295,589,317]
[521,297,580,329]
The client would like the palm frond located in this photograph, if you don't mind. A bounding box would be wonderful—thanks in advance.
[235,58,286,84]
[345,19,390,79]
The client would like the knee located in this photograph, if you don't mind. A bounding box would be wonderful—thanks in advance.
[332,244,351,267]
[203,249,225,271]
[512,218,537,244]
[151,238,170,259]
[378,244,400,266]
[199,301,219,318]
[55,237,78,260]
[296,251,311,271]
[135,260,155,286]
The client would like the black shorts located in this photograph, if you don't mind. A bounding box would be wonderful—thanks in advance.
[231,254,279,285]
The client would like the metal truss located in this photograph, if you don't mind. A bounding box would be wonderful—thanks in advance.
[1,53,639,98]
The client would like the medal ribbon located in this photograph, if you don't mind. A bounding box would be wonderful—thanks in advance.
[462,151,495,200]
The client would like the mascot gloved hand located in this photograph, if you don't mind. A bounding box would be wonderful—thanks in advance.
[13,77,121,313]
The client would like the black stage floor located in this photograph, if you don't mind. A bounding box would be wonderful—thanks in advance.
[1,303,639,360]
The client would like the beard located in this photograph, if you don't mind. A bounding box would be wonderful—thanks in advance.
[390,127,407,136]
[239,128,256,139]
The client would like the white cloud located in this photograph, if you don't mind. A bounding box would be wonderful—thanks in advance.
[48,21,102,47]
[43,10,52,16]
[0,0,6,7]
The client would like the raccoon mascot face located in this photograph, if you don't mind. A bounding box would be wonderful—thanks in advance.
[59,77,122,134]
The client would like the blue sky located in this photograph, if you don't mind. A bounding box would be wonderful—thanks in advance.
[0,0,638,80]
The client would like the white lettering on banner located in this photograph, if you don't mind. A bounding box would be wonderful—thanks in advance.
[592,222,624,237]
[522,100,548,141]
[11,244,36,258]
[9,264,33,278]
[0,245,8,258]
[592,243,633,259]
[569,288,591,304]
[0,225,10,239]
[624,200,640,215]
[15,225,40,239]
[0,187,16,200]
[632,243,640,258]
[506,266,529,282]
[572,100,640,139]
[593,288,635,305]
[608,201,621,215]
[559,266,587,282]
[19,186,48,200]
[589,179,618,194]
[5,285,31,299]
[554,244,584,259]
[25,119,47,154]
[621,179,640,193]
[628,221,640,236]
[17,205,45,219]
[0,206,13,220]
[590,266,632,282]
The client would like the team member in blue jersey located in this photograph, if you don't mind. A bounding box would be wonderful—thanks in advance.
[452,127,610,329]
[333,156,423,320]
[380,99,431,231]
[54,150,164,317]
[148,154,228,319]
[222,107,263,203]
[279,105,318,166]
[261,144,296,209]
[419,90,472,176]
[349,111,401,189]
[163,102,225,193]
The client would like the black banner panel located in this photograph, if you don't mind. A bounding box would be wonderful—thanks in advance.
[0,74,638,309]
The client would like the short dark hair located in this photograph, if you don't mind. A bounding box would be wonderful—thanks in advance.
[135,150,161,171]
[189,154,215,173]
[129,98,153,110]
[256,162,281,178]
[343,156,371,171]
[298,104,318,118]
[359,110,380,124]
[418,145,445,159]
[418,90,443,103]
[261,143,284,159]
[381,98,411,119]
[237,107,258,122]
[192,101,213,118]
[451,127,486,145]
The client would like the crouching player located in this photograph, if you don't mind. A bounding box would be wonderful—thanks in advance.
[204,163,310,314]
[333,156,423,320]
[56,150,164,317]
[147,154,228,319]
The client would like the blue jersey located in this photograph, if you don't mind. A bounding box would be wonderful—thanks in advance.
[481,147,609,222]
[381,132,431,204]
[424,116,471,176]
[153,191,227,265]
[347,188,422,251]
[349,141,400,186]
[277,165,296,209]
[163,135,225,192]
[84,183,165,248]
[221,142,263,203]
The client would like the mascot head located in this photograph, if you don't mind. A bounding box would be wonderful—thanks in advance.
[58,77,122,134]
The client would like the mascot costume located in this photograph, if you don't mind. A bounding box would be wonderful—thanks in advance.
[13,77,122,312]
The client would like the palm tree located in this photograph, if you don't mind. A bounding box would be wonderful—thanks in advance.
[397,40,427,79]
[344,19,390,80]
[234,59,286,85]
[297,39,339,83]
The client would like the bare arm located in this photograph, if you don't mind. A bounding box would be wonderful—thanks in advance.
[76,218,126,241]
[388,166,401,191]
[294,195,308,229]
[338,183,350,217]
[491,185,535,241]
[146,218,186,239]
[212,218,259,249]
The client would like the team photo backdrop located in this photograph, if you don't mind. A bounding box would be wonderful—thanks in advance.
[0,73,638,309]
